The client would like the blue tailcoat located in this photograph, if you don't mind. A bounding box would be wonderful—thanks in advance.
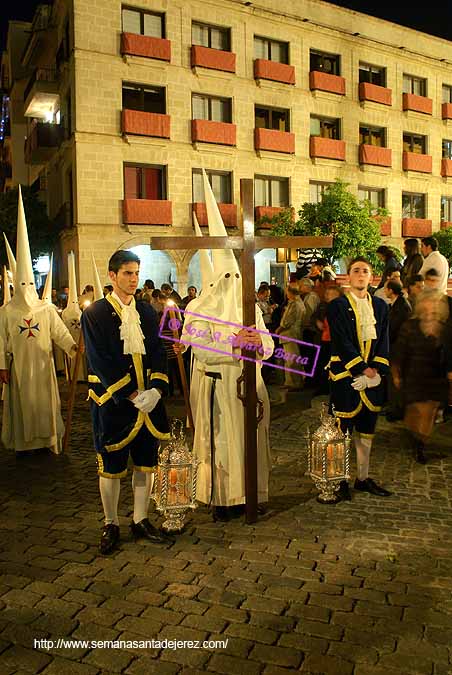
[326,292,389,417]
[81,295,170,453]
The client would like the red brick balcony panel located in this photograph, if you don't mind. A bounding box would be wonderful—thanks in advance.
[121,33,171,61]
[123,199,172,225]
[192,202,237,228]
[441,158,452,177]
[402,93,432,115]
[373,215,392,236]
[359,144,392,167]
[310,136,345,161]
[191,45,236,73]
[191,119,236,146]
[254,206,286,228]
[253,59,295,85]
[441,221,452,229]
[309,71,345,96]
[402,151,432,173]
[442,102,452,120]
[358,82,392,106]
[122,110,170,138]
[254,128,295,154]
[402,218,432,237]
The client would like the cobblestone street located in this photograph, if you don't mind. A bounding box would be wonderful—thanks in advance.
[0,381,451,674]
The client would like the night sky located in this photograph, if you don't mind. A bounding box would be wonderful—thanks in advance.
[1,1,452,53]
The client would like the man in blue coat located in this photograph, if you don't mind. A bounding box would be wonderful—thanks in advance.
[327,256,392,501]
[81,250,171,554]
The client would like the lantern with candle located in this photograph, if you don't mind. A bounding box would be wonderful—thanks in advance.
[154,418,199,531]
[307,404,351,503]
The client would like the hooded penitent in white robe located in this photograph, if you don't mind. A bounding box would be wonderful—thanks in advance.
[62,251,85,381]
[0,187,76,454]
[181,172,273,506]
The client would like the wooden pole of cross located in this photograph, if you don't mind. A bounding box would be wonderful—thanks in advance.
[150,178,332,524]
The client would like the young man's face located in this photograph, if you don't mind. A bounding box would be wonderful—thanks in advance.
[188,287,197,299]
[410,280,424,296]
[348,262,372,291]
[109,262,140,297]
[389,270,401,282]
[421,243,431,257]
[424,275,440,289]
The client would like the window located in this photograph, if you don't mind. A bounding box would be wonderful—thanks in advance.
[124,164,166,200]
[122,84,166,114]
[402,192,426,219]
[310,116,340,140]
[310,50,340,75]
[192,22,230,51]
[359,63,386,87]
[442,84,452,104]
[254,175,289,207]
[358,186,385,212]
[403,133,426,154]
[359,125,385,147]
[192,94,231,123]
[402,74,426,96]
[254,36,288,63]
[442,139,452,159]
[192,169,232,203]
[310,181,333,204]
[441,196,452,221]
[255,106,289,131]
[122,6,165,38]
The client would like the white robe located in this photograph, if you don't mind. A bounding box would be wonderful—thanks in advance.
[188,308,273,506]
[0,302,75,453]
[61,307,86,381]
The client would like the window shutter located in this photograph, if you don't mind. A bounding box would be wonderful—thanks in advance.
[124,166,140,199]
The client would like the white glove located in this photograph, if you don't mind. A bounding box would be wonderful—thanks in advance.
[364,373,381,389]
[351,375,367,391]
[133,388,161,414]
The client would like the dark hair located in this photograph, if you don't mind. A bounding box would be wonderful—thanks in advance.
[144,279,155,289]
[387,280,403,295]
[161,283,172,292]
[347,256,372,273]
[151,289,161,299]
[421,236,438,251]
[407,274,424,289]
[103,284,113,292]
[425,268,440,278]
[108,250,140,273]
[83,284,94,293]
[188,285,197,292]
[404,238,420,257]
[376,245,394,261]
[316,258,329,267]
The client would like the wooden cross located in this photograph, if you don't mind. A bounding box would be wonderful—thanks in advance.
[151,179,332,524]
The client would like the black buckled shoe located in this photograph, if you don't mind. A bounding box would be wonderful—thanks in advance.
[337,479,352,502]
[354,478,392,497]
[130,518,172,544]
[212,506,231,522]
[100,524,120,555]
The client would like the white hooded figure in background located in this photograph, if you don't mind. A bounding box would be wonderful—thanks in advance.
[0,187,76,455]
[62,251,86,381]
[182,171,273,518]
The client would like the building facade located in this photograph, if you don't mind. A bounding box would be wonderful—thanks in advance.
[2,0,452,289]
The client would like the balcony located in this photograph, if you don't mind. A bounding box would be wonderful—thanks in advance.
[254,128,295,154]
[192,202,237,228]
[441,221,452,229]
[402,151,432,173]
[24,68,59,119]
[122,110,170,138]
[121,33,171,62]
[255,206,285,227]
[359,145,392,167]
[21,5,56,67]
[441,159,452,177]
[402,93,432,115]
[0,163,12,179]
[358,82,392,106]
[54,202,72,229]
[253,59,295,85]
[24,123,63,164]
[191,119,236,146]
[310,136,345,161]
[191,45,236,73]
[373,215,392,236]
[442,103,452,120]
[123,199,172,225]
[402,218,432,237]
[309,71,345,96]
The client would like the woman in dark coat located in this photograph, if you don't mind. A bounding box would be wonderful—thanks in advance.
[376,245,401,289]
[391,290,450,463]
[401,238,423,286]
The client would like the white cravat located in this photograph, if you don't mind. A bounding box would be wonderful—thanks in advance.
[111,292,145,355]
[352,294,377,342]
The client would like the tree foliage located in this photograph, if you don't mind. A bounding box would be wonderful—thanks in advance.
[265,180,387,269]
[0,186,59,266]
[432,226,452,268]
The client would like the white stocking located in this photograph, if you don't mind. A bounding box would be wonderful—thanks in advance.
[99,476,121,525]
[132,470,154,524]
[355,435,372,480]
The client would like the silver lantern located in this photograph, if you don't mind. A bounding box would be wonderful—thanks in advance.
[307,404,351,503]
[154,418,199,532]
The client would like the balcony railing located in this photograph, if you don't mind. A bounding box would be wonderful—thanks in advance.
[402,151,432,173]
[309,71,346,95]
[24,122,63,164]
[191,45,236,73]
[254,128,295,154]
[441,159,452,177]
[54,202,72,229]
[254,59,295,85]
[121,33,171,61]
[24,67,57,103]
[402,218,432,237]
[402,93,432,115]
[359,145,392,167]
[191,119,236,145]
[310,136,345,160]
[358,82,392,106]
[122,110,170,138]
[123,199,172,225]
[192,202,237,228]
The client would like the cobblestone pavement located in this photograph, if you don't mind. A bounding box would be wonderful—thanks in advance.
[0,380,451,675]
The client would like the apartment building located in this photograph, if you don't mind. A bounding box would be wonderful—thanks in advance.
[2,0,452,288]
